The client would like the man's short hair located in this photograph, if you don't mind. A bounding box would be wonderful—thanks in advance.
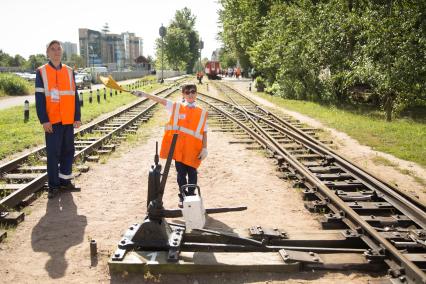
[181,83,197,92]
[46,40,62,50]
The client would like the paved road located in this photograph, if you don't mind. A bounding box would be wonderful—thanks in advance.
[0,78,140,111]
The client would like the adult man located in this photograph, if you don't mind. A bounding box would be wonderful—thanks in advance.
[35,40,81,199]
[132,83,208,207]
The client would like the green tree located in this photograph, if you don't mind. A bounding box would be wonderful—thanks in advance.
[11,54,27,67]
[67,54,85,68]
[249,1,319,100]
[164,27,190,70]
[218,48,237,69]
[359,1,426,121]
[218,0,274,72]
[26,54,47,70]
[0,50,14,67]
[218,0,426,120]
[154,7,201,73]
[169,7,200,73]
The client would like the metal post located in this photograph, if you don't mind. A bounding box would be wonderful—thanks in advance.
[110,88,112,97]
[161,37,164,83]
[199,39,203,74]
[24,100,29,122]
[79,92,84,107]
[158,134,178,201]
[103,88,106,100]
[90,239,97,257]
[159,24,167,84]
[97,89,100,103]
[89,90,93,103]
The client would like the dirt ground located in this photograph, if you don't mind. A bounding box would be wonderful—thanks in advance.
[0,81,421,283]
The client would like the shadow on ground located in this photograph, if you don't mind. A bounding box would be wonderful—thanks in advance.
[31,192,87,279]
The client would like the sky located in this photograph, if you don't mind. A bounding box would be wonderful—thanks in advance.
[0,0,223,60]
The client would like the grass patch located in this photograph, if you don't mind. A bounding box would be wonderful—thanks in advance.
[256,92,426,167]
[0,81,164,161]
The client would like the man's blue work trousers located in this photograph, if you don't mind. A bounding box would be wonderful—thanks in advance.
[45,124,75,189]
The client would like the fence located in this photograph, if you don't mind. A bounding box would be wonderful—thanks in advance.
[91,70,151,84]
[93,69,186,84]
[77,77,157,108]
[0,67,28,73]
[156,70,186,81]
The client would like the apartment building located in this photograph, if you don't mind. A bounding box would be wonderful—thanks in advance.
[79,28,143,70]
[61,41,78,61]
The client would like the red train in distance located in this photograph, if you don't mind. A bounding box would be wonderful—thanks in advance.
[204,61,221,80]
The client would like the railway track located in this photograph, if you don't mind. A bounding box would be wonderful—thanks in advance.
[196,82,426,284]
[0,85,182,240]
[2,78,424,282]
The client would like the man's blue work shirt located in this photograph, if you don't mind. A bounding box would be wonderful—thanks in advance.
[35,61,81,124]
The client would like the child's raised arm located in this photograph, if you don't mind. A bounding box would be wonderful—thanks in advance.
[131,90,167,106]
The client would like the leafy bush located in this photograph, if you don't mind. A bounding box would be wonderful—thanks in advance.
[0,73,30,96]
[254,76,266,91]
[265,82,281,95]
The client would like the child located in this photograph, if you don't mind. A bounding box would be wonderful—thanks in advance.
[132,83,208,207]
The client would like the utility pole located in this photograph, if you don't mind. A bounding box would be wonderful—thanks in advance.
[159,24,167,83]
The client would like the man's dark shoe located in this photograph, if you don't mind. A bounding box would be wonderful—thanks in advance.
[47,188,59,199]
[60,183,81,192]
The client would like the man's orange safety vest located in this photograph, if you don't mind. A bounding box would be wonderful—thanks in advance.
[160,103,208,169]
[37,63,76,124]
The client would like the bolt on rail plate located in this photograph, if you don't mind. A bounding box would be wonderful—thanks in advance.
[279,249,323,264]
[248,225,287,240]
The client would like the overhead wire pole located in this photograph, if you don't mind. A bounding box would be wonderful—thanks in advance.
[159,24,166,84]
[199,38,204,73]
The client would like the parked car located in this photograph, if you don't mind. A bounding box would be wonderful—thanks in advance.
[15,72,36,81]
[75,73,91,89]
[81,67,108,83]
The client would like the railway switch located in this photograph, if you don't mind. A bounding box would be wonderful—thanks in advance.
[111,134,247,264]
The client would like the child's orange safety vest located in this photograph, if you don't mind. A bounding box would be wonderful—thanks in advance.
[160,103,208,168]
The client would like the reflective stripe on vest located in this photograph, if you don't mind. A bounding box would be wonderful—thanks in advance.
[164,103,207,140]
